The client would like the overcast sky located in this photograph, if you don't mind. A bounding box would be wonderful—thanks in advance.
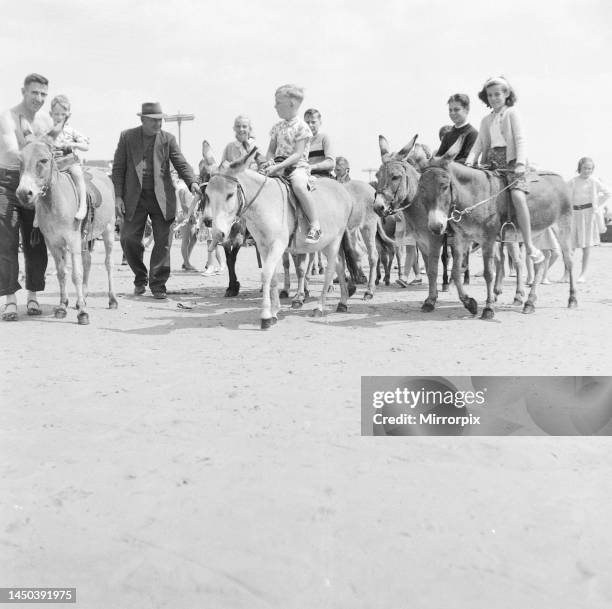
[2,0,610,182]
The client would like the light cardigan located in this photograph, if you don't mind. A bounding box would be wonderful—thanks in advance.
[466,106,526,168]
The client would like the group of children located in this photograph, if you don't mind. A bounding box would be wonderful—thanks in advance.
[435,76,610,284]
[50,77,611,285]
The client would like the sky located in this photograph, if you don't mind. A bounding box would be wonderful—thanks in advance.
[2,0,611,183]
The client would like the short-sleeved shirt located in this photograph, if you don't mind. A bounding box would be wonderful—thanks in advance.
[437,123,478,163]
[54,125,89,159]
[269,117,312,168]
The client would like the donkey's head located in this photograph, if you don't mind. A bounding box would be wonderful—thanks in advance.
[16,139,55,209]
[204,146,258,243]
[418,136,465,235]
[373,135,420,217]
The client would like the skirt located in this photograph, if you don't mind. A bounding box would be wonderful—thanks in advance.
[572,207,600,248]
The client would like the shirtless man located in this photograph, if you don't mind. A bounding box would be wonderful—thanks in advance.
[0,73,53,320]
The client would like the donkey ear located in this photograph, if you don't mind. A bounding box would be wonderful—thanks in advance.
[397,134,419,160]
[442,134,465,162]
[201,140,217,167]
[379,135,391,159]
[228,145,258,170]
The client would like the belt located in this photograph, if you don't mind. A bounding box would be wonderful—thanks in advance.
[573,204,592,211]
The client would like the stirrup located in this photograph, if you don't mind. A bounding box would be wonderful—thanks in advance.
[499,221,518,243]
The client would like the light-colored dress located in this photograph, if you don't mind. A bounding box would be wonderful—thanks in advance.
[221,138,259,169]
[567,176,611,248]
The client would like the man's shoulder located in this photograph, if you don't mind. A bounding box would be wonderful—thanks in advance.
[160,129,176,141]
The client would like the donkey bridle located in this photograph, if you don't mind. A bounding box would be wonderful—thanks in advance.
[211,173,268,225]
[375,160,416,217]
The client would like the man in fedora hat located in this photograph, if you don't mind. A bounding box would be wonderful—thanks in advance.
[112,102,201,298]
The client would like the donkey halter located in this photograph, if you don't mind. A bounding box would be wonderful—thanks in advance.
[212,173,268,225]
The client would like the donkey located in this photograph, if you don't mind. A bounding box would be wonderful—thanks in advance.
[374,135,446,313]
[17,140,117,324]
[204,147,362,328]
[418,137,576,318]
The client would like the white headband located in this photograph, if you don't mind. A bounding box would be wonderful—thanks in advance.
[484,76,510,89]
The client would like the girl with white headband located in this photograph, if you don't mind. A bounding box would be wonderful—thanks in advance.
[466,76,545,264]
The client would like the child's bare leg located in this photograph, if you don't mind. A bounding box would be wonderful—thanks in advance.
[511,189,542,262]
[578,246,591,282]
[291,171,319,241]
[69,165,87,221]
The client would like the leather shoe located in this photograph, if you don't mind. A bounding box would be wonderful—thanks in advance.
[152,291,168,300]
[134,285,146,296]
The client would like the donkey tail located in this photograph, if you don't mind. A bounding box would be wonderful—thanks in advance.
[341,230,365,285]
[376,216,398,247]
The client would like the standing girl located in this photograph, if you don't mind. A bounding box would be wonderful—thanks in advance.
[567,157,610,282]
[466,76,544,264]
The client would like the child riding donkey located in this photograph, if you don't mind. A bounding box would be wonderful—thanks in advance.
[261,85,321,243]
[33,95,89,230]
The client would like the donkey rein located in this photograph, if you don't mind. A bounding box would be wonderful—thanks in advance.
[450,178,519,223]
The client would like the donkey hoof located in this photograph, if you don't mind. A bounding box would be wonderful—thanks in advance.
[384,279,390,286]
[348,283,356,297]
[304,288,310,298]
[481,307,494,320]
[523,302,535,314]
[512,297,523,306]
[225,283,240,297]
[464,298,478,316]
[421,302,435,313]
[311,308,324,318]
[109,298,118,310]
[260,317,274,330]
[291,300,303,309]
[77,311,90,325]
[441,284,449,292]
[271,316,278,325]
[336,302,348,313]
[363,291,373,301]
[375,279,380,286]
[568,297,578,309]
[54,308,67,319]
[279,289,289,299]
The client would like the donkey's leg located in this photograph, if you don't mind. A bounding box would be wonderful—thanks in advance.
[441,236,449,291]
[260,240,285,329]
[493,242,504,301]
[82,243,92,300]
[69,236,89,325]
[507,242,525,306]
[480,242,497,320]
[53,247,69,319]
[335,246,350,313]
[450,238,478,316]
[360,222,378,299]
[280,249,291,299]
[314,240,341,317]
[421,241,441,312]
[102,222,118,309]
[223,242,241,297]
[291,253,307,309]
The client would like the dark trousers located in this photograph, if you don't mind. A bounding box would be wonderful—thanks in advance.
[0,169,47,297]
[120,189,173,293]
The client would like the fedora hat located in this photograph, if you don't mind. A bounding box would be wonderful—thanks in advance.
[137,102,165,119]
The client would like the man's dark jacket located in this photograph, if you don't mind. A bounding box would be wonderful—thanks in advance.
[112,127,195,221]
